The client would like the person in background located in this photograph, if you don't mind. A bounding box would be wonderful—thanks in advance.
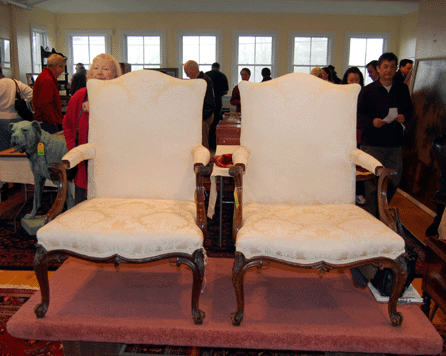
[342,66,365,205]
[321,67,333,82]
[261,67,272,82]
[33,53,66,134]
[205,62,229,150]
[394,59,413,84]
[0,66,4,79]
[341,66,364,87]
[357,52,413,218]
[0,71,33,152]
[310,67,324,79]
[184,60,215,149]
[63,54,122,205]
[70,63,87,96]
[230,68,250,113]
[366,60,380,82]
[328,65,342,84]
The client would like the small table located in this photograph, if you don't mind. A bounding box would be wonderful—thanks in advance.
[208,145,238,248]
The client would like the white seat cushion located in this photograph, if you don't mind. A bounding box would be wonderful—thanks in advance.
[237,203,405,264]
[37,198,204,259]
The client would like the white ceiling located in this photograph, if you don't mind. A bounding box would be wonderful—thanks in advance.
[22,0,420,16]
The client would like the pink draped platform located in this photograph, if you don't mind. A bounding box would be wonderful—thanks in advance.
[7,257,443,355]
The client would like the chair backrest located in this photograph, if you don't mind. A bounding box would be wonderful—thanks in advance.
[86,70,206,201]
[238,73,361,205]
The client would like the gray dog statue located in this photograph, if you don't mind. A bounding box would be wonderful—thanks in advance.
[10,120,74,220]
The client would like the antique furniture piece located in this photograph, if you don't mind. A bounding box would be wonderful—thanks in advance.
[422,227,446,320]
[216,116,241,145]
[229,73,408,326]
[34,70,210,324]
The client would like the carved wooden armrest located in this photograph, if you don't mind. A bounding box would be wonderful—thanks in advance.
[229,163,245,244]
[376,166,398,230]
[45,162,69,225]
[62,143,96,170]
[350,148,399,230]
[194,163,211,234]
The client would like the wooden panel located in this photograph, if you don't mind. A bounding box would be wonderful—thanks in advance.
[216,120,241,145]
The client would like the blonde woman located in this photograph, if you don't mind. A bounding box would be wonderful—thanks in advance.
[63,54,122,204]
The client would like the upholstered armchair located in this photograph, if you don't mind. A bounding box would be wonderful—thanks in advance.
[229,73,407,326]
[34,70,210,324]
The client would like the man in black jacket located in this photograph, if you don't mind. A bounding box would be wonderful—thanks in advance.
[205,62,228,150]
[357,52,413,218]
[184,60,215,149]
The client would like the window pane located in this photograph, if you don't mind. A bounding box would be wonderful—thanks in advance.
[239,36,255,64]
[89,36,105,62]
[255,37,272,65]
[3,39,10,68]
[144,36,161,65]
[294,66,310,74]
[366,38,384,64]
[294,37,311,65]
[310,38,328,65]
[349,38,367,66]
[182,35,217,75]
[72,36,91,64]
[128,36,144,64]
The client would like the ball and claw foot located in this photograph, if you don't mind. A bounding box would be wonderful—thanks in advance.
[192,309,205,325]
[391,312,403,326]
[34,303,48,319]
[231,311,243,326]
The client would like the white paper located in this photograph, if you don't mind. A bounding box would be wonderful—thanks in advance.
[383,107,398,123]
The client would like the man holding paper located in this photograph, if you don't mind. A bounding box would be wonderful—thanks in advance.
[357,52,413,218]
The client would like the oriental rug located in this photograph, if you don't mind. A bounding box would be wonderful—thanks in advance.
[7,258,444,355]
[0,288,63,355]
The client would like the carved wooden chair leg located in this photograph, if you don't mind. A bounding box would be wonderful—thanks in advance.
[33,245,50,318]
[385,255,408,326]
[173,249,206,325]
[231,252,247,326]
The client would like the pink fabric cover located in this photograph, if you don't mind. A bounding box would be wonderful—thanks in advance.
[7,258,443,355]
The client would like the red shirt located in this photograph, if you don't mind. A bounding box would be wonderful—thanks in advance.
[63,87,89,189]
[33,67,63,125]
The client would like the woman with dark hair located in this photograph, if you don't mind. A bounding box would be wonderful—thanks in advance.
[342,66,366,205]
[322,67,333,82]
[341,66,364,87]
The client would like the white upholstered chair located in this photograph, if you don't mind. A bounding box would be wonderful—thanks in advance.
[34,70,210,324]
[229,73,407,326]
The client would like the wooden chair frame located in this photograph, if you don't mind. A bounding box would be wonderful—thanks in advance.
[229,163,408,327]
[34,162,210,325]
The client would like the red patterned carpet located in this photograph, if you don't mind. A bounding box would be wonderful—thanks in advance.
[0,288,63,355]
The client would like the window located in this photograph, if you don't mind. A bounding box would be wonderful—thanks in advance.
[65,31,112,76]
[177,32,221,78]
[120,31,165,71]
[345,33,389,85]
[289,32,334,74]
[0,38,10,69]
[31,25,49,73]
[233,31,278,84]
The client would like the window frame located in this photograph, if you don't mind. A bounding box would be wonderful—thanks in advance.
[120,30,166,71]
[0,38,10,69]
[65,30,112,77]
[176,30,222,79]
[30,24,49,73]
[232,30,279,85]
[344,32,390,83]
[288,31,335,74]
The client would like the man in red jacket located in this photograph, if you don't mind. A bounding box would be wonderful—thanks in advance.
[33,53,66,133]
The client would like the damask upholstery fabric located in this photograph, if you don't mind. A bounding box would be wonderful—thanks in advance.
[237,203,405,264]
[38,198,204,258]
[85,71,206,201]
[238,74,361,205]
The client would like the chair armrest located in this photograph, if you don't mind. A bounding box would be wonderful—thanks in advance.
[232,145,250,168]
[350,148,383,174]
[62,143,96,169]
[192,144,210,166]
[194,162,211,236]
[44,162,68,225]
